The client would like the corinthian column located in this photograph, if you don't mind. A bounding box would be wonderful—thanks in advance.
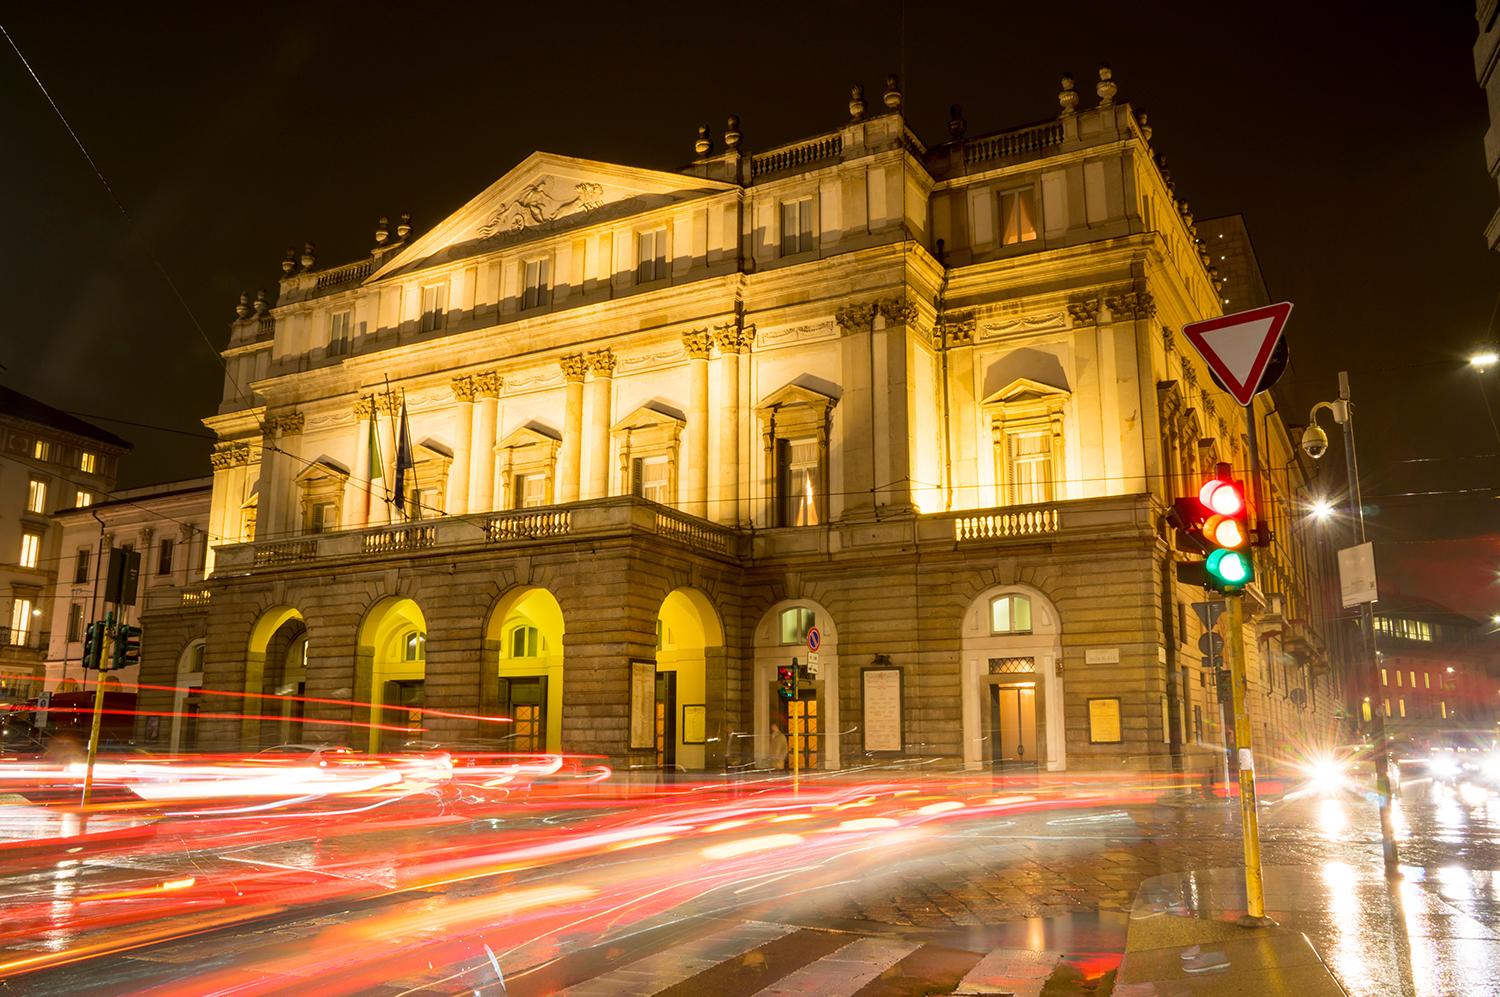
[558,354,587,503]
[712,322,754,525]
[683,330,712,517]
[585,350,615,499]
[469,371,501,513]
[448,377,475,517]
[349,397,374,529]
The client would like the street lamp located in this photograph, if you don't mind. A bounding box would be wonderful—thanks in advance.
[1470,351,1499,372]
[1305,370,1398,875]
[1309,498,1336,522]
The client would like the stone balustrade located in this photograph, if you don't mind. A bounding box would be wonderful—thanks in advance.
[751,136,843,177]
[962,120,1064,166]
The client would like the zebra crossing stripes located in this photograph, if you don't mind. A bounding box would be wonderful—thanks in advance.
[557,920,796,996]
[749,936,922,996]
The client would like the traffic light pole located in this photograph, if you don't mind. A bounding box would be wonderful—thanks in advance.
[80,610,115,807]
[790,659,800,795]
[1225,592,1271,924]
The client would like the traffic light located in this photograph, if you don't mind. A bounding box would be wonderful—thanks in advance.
[776,664,796,700]
[81,621,104,671]
[113,624,143,670]
[1199,469,1253,593]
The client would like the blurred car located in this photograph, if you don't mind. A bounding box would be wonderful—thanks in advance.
[255,744,358,767]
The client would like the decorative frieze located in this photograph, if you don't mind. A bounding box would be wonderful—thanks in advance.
[980,312,1066,341]
[682,328,714,359]
[560,353,588,382]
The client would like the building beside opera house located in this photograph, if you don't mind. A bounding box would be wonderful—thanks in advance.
[135,69,1341,772]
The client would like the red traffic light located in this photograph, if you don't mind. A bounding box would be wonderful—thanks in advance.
[1199,479,1245,517]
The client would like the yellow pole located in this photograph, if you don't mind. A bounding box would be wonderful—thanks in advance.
[791,659,800,795]
[80,615,114,808]
[1225,593,1270,923]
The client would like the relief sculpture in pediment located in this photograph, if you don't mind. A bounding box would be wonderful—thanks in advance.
[479,178,606,236]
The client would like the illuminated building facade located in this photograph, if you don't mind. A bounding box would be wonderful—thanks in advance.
[137,71,1339,770]
[1373,596,1500,750]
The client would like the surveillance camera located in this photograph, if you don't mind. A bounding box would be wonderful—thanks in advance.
[1300,424,1329,460]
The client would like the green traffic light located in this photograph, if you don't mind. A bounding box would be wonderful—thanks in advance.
[1206,549,1253,590]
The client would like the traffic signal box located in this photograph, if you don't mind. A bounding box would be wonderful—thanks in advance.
[1172,463,1255,594]
[777,665,796,700]
[81,621,106,671]
[114,624,143,670]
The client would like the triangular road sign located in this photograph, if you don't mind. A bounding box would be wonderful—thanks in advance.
[1182,302,1293,406]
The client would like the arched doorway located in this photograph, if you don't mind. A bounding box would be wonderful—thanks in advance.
[655,588,724,772]
[754,600,840,771]
[483,588,564,753]
[246,606,305,749]
[356,597,428,752]
[171,639,205,753]
[961,585,1065,771]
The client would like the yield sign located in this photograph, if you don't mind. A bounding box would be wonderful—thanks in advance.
[1182,302,1293,406]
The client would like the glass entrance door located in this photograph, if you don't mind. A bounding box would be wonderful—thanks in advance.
[655,671,677,769]
[504,677,547,752]
[788,696,819,770]
[989,684,1037,766]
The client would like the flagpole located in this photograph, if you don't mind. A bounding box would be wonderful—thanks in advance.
[401,388,420,522]
[382,376,397,525]
[365,393,384,527]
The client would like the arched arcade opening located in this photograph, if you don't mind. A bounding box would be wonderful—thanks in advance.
[484,587,564,752]
[356,597,428,752]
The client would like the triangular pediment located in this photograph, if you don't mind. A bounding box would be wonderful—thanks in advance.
[612,404,685,435]
[372,152,736,280]
[294,457,350,484]
[982,377,1070,406]
[756,382,839,412]
[495,424,561,452]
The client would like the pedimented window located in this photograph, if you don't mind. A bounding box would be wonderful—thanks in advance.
[982,377,1068,507]
[495,425,562,510]
[613,405,684,505]
[295,459,349,535]
[756,383,836,527]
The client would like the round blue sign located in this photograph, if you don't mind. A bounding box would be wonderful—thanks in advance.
[807,627,821,652]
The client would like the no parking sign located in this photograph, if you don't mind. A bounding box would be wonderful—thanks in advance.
[806,626,821,653]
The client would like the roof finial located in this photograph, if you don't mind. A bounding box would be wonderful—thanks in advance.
[694,125,713,157]
[1096,64,1117,108]
[253,290,268,315]
[235,292,250,319]
[300,241,316,270]
[948,104,967,139]
[1136,108,1152,142]
[849,83,866,121]
[883,74,902,111]
[282,248,297,274]
[375,216,390,245]
[724,114,742,151]
[396,212,412,240]
[1058,73,1078,117]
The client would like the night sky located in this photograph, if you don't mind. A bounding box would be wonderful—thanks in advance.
[3,3,1497,541]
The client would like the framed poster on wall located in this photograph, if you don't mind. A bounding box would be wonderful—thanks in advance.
[681,704,706,745]
[862,667,903,753]
[1088,697,1123,744]
[629,660,656,750]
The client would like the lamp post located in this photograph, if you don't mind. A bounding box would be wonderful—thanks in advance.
[1303,370,1398,875]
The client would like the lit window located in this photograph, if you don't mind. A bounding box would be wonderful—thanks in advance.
[1409,670,1416,688]
[999,188,1038,246]
[1003,430,1054,506]
[18,533,40,569]
[419,284,447,333]
[1396,670,1402,687]
[779,607,815,645]
[990,595,1034,635]
[402,631,426,662]
[636,229,668,282]
[631,455,670,504]
[1424,672,1430,689]
[309,502,337,534]
[9,599,32,642]
[80,451,97,474]
[1383,698,1391,718]
[26,478,47,514]
[776,437,820,527]
[1398,698,1406,718]
[523,258,551,309]
[513,473,547,509]
[1380,667,1388,686]
[330,309,353,355]
[33,439,51,461]
[780,198,814,256]
[75,490,92,508]
[1441,701,1448,719]
[510,625,540,658]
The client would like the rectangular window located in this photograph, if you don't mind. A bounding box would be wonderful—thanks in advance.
[309,502,337,534]
[522,258,551,309]
[1006,430,1054,506]
[9,599,32,642]
[419,284,447,333]
[776,437,820,527]
[1424,672,1430,689]
[1409,670,1417,688]
[1383,698,1391,718]
[1380,667,1388,686]
[631,456,671,504]
[514,473,547,509]
[1396,670,1402,687]
[1441,701,1448,719]
[780,198,814,255]
[80,451,97,474]
[1398,698,1406,718]
[999,188,1038,246]
[26,478,47,514]
[66,603,84,643]
[74,547,91,584]
[18,533,40,569]
[158,538,175,576]
[636,229,667,282]
[75,490,92,508]
[329,308,353,354]
[33,439,50,461]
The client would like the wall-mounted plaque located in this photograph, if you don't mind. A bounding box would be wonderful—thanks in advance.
[681,704,706,745]
[629,660,656,750]
[1089,697,1122,744]
[862,667,903,753]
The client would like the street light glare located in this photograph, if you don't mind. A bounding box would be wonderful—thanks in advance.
[1471,351,1499,371]
[1310,499,1336,521]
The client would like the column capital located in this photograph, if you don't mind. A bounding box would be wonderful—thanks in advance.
[586,349,616,377]
[210,443,251,469]
[834,302,876,332]
[875,296,917,325]
[375,393,400,415]
[267,412,304,436]
[352,396,375,419]
[472,370,502,398]
[451,375,477,402]
[560,353,588,382]
[713,321,756,354]
[682,328,714,359]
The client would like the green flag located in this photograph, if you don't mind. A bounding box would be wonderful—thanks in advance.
[368,407,384,484]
